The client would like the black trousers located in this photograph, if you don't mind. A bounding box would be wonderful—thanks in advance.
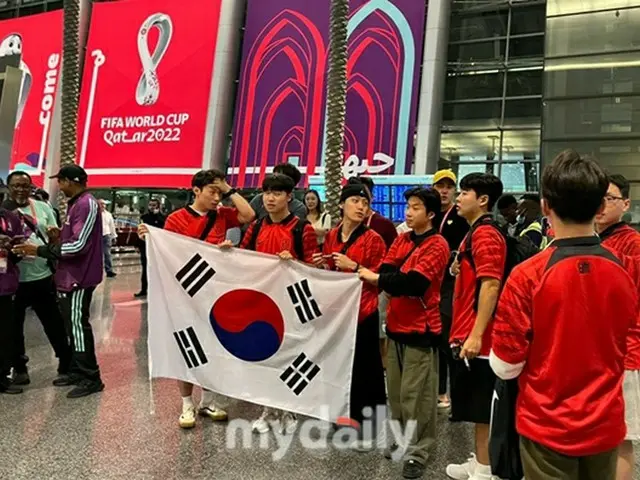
[439,282,455,396]
[139,243,148,293]
[12,276,71,373]
[350,311,387,427]
[0,294,15,377]
[57,287,101,382]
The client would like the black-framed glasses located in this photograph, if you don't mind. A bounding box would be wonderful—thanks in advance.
[605,194,625,203]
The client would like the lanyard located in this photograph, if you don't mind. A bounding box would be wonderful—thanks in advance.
[27,199,38,225]
[439,206,454,234]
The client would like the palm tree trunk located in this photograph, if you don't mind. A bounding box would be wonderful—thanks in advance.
[323,0,349,224]
[57,0,82,219]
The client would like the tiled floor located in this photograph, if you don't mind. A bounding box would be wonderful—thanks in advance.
[0,264,635,479]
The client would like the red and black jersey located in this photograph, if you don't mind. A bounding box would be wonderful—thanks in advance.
[451,219,507,356]
[600,222,640,370]
[164,206,239,244]
[240,213,318,263]
[492,236,640,456]
[381,231,450,339]
[323,225,386,322]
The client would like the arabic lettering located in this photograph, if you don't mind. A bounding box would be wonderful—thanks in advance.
[341,152,395,178]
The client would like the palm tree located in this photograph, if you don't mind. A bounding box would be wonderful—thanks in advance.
[323,0,349,223]
[57,0,82,218]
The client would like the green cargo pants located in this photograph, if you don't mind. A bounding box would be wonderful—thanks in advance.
[386,339,439,465]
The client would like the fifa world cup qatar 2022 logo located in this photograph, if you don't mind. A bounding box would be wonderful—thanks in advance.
[136,13,172,107]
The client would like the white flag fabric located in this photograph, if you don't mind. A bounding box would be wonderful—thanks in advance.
[146,226,362,421]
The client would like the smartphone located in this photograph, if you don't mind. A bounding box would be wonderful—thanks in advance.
[11,235,25,245]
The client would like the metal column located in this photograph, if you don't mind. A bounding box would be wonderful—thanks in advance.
[413,0,450,175]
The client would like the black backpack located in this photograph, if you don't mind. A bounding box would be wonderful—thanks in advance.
[464,215,539,279]
[246,217,309,260]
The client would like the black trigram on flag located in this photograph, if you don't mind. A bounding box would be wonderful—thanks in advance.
[280,353,320,396]
[173,327,208,368]
[175,253,216,297]
[286,279,322,323]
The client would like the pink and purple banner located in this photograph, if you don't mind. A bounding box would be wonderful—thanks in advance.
[229,0,427,188]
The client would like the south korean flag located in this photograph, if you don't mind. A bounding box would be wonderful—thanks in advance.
[145,226,361,421]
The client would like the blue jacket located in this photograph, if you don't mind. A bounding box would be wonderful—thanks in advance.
[37,190,103,292]
[0,208,21,296]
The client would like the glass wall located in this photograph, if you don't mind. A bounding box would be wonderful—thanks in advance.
[440,0,546,193]
[0,0,62,19]
[542,2,640,224]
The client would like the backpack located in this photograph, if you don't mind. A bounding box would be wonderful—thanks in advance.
[246,217,309,260]
[464,215,539,279]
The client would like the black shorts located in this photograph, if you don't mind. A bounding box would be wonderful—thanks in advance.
[450,357,496,424]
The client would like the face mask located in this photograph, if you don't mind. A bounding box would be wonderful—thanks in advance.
[516,214,525,225]
[150,208,159,214]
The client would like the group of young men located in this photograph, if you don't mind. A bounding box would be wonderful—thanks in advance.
[3,151,640,480]
[138,154,640,480]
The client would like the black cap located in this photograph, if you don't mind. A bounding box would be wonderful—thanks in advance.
[50,164,88,184]
[340,184,371,203]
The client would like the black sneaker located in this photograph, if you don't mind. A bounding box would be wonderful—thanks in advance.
[106,272,117,278]
[134,291,147,298]
[402,460,425,479]
[12,371,30,386]
[0,379,23,395]
[67,380,105,399]
[53,374,79,387]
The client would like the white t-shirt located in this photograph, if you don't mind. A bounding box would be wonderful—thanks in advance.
[102,210,117,239]
[396,221,411,234]
[310,212,332,244]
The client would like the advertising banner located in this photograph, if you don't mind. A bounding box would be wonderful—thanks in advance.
[229,0,427,188]
[4,11,63,186]
[77,0,222,188]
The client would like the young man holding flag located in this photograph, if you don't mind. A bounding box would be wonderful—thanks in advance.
[240,173,319,434]
[360,187,449,479]
[139,169,255,428]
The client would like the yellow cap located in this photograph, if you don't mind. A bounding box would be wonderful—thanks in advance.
[433,169,457,185]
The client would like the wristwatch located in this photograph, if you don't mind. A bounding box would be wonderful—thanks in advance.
[222,188,238,199]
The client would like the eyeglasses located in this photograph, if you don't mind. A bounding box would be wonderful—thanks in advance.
[605,194,625,203]
[8,183,31,191]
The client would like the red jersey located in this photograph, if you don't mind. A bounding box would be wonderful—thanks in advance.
[164,206,239,244]
[383,231,450,336]
[240,213,318,263]
[600,222,640,370]
[451,220,506,356]
[323,226,386,321]
[492,236,640,456]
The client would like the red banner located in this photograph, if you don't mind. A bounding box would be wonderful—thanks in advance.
[4,11,63,186]
[77,0,222,188]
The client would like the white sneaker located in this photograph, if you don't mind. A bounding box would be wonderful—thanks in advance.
[179,406,197,429]
[252,407,274,434]
[198,404,228,421]
[278,412,298,435]
[468,472,498,480]
[446,453,478,479]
